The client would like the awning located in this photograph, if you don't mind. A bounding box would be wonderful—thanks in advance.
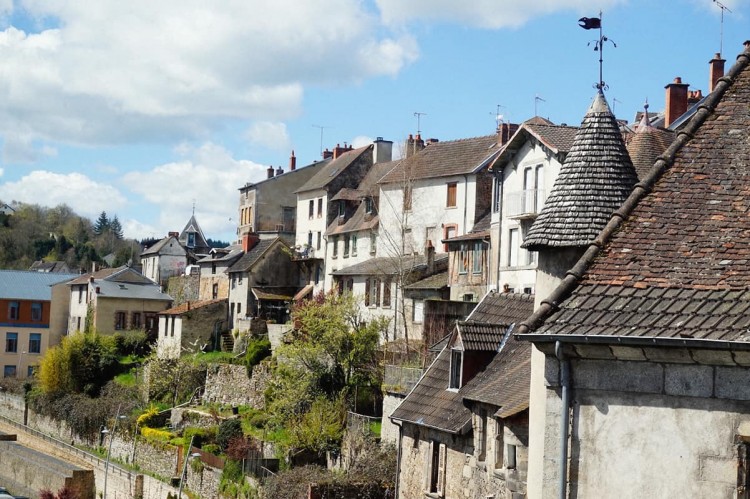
[293,284,315,301]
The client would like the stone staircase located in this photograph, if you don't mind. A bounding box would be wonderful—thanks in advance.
[221,331,234,352]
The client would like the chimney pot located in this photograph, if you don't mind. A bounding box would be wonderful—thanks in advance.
[289,150,296,171]
[267,166,275,179]
[276,166,283,176]
[664,76,689,127]
[709,53,726,93]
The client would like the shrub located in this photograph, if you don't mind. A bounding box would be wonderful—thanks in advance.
[113,330,150,357]
[217,419,244,451]
[245,337,271,377]
[136,405,163,428]
[183,426,218,448]
[202,443,221,455]
[141,427,174,442]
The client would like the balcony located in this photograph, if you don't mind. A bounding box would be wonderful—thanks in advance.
[505,189,545,220]
[290,246,322,261]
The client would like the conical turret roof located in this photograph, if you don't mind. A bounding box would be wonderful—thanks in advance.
[523,92,638,250]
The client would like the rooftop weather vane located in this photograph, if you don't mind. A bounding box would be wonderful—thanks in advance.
[579,11,616,91]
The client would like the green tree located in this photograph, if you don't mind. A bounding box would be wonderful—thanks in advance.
[287,395,346,455]
[93,211,109,235]
[110,215,124,239]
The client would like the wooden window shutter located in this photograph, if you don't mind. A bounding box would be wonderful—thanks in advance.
[365,279,371,306]
[383,279,391,307]
[424,441,432,491]
[375,279,381,307]
[437,442,447,496]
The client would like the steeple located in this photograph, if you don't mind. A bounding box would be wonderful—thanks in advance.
[523,91,638,250]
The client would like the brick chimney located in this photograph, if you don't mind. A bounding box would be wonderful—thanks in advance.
[498,122,519,146]
[168,231,179,237]
[333,143,354,159]
[406,134,426,158]
[664,77,689,127]
[267,166,275,179]
[242,232,260,253]
[425,240,435,274]
[322,148,333,160]
[276,166,284,176]
[688,89,703,105]
[289,150,296,171]
[709,53,725,93]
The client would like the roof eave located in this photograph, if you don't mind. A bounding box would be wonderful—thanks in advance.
[518,333,750,352]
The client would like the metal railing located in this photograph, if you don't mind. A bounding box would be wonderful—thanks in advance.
[505,189,545,218]
[0,413,133,480]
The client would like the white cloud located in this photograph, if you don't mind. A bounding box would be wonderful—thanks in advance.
[0,167,4,177]
[375,0,627,28]
[246,121,291,151]
[351,135,374,148]
[121,142,267,239]
[0,1,420,157]
[0,170,127,216]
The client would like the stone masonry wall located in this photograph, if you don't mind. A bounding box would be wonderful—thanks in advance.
[203,362,270,408]
[167,275,200,305]
[380,393,404,446]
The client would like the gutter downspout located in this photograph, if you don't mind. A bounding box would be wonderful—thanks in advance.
[394,420,403,498]
[555,340,571,499]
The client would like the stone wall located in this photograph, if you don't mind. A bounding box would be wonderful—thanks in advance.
[167,275,200,305]
[203,362,270,408]
[380,393,404,446]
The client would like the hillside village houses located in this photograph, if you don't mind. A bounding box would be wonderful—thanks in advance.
[1,31,745,499]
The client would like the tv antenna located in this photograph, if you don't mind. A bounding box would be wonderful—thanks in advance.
[713,0,732,56]
[312,125,330,155]
[612,97,622,116]
[490,104,506,128]
[413,112,427,135]
[534,95,546,117]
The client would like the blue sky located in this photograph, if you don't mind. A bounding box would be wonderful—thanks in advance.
[0,0,746,243]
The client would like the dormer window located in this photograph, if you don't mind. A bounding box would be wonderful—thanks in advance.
[187,232,196,248]
[338,200,346,218]
[449,349,463,389]
[365,197,374,214]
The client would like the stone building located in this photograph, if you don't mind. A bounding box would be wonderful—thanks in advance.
[196,244,243,300]
[156,299,228,358]
[390,291,533,498]
[519,42,750,498]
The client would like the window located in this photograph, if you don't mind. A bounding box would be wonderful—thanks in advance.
[31,302,42,321]
[315,264,321,285]
[3,365,16,378]
[382,279,391,307]
[8,301,19,320]
[472,241,483,274]
[347,278,354,294]
[237,303,242,316]
[309,199,314,219]
[403,184,412,211]
[170,317,175,337]
[506,444,517,469]
[27,366,34,377]
[351,234,357,256]
[187,232,196,248]
[426,441,446,496]
[338,201,346,218]
[344,235,350,257]
[78,287,84,304]
[449,349,462,389]
[523,286,533,295]
[494,420,504,471]
[493,176,502,213]
[316,232,322,250]
[132,313,142,329]
[413,299,424,323]
[28,333,41,354]
[477,409,488,462]
[527,245,538,266]
[5,332,18,353]
[115,312,126,331]
[463,293,474,302]
[365,197,374,214]
[443,224,457,252]
[446,182,457,208]
[508,228,519,267]
[332,236,339,258]
[317,198,323,218]
[458,243,468,274]
[212,283,219,299]
[365,278,380,307]
[370,231,377,255]
[212,263,217,275]
[308,231,313,248]
[238,274,243,285]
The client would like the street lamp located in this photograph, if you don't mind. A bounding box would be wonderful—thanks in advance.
[102,407,126,499]
[177,435,201,498]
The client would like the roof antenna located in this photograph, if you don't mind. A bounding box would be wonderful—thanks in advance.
[490,104,506,128]
[312,124,330,156]
[413,112,427,136]
[612,97,622,116]
[580,11,616,92]
[192,199,196,216]
[712,0,732,57]
[534,95,546,117]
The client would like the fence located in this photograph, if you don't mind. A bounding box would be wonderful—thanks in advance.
[241,449,279,478]
[383,365,424,395]
[346,411,381,437]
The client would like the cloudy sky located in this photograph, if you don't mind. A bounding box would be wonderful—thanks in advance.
[0,0,746,242]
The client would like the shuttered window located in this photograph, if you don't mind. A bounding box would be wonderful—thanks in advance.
[446,182,457,207]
